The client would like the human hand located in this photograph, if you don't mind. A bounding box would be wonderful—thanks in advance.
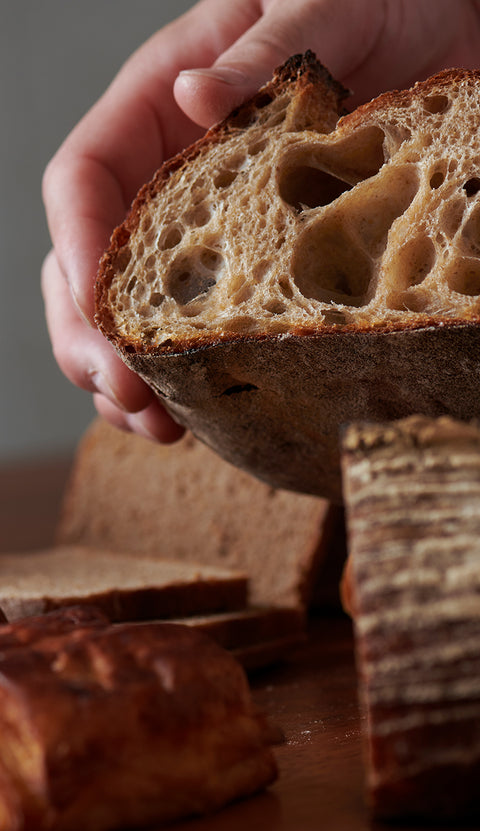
[42,0,480,442]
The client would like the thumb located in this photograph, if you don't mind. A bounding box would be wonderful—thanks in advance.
[174,2,316,129]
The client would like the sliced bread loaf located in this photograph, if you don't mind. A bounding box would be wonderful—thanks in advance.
[57,418,338,611]
[0,545,248,622]
[341,415,480,821]
[96,52,480,500]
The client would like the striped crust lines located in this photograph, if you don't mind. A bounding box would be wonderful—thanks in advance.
[342,415,480,820]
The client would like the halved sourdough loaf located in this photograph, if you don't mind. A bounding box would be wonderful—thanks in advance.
[341,416,480,821]
[96,52,480,500]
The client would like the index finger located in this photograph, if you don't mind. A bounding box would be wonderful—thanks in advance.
[42,0,243,324]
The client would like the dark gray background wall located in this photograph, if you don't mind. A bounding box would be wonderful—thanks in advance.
[0,0,194,461]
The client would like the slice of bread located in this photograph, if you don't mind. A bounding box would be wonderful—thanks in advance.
[57,418,338,611]
[0,545,248,622]
[0,608,280,830]
[341,415,480,822]
[96,52,480,501]
[171,606,304,670]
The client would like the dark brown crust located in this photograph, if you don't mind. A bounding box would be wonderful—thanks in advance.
[123,323,480,501]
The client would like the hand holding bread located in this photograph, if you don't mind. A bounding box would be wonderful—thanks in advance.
[42,0,480,443]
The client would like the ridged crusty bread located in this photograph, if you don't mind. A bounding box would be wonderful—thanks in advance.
[57,418,338,611]
[0,545,248,623]
[0,607,280,831]
[341,416,480,821]
[96,52,480,501]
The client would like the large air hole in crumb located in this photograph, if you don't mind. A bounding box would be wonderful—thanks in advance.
[200,249,223,270]
[149,292,164,307]
[165,247,224,305]
[214,169,238,189]
[460,205,480,255]
[252,261,270,282]
[159,227,183,250]
[292,220,373,305]
[318,126,387,182]
[278,126,390,211]
[278,278,294,299]
[232,285,254,305]
[186,204,211,227]
[248,138,267,156]
[430,170,445,189]
[263,300,286,315]
[403,235,436,285]
[166,269,217,305]
[386,234,436,310]
[440,197,465,239]
[423,94,450,114]
[464,178,480,197]
[279,165,352,210]
[446,258,480,296]
[398,289,429,313]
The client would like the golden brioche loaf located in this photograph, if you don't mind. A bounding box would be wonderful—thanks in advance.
[96,53,480,500]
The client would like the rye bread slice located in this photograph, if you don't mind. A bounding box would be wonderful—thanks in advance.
[96,52,480,501]
[171,606,305,670]
[0,545,248,622]
[57,418,338,611]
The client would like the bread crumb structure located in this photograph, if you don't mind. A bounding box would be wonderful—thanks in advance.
[96,54,480,499]
[98,58,480,347]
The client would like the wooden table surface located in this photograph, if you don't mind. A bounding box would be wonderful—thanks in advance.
[0,455,477,831]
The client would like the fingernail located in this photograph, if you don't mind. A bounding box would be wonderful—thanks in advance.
[91,371,128,411]
[179,66,249,86]
[129,405,185,444]
[68,278,96,328]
